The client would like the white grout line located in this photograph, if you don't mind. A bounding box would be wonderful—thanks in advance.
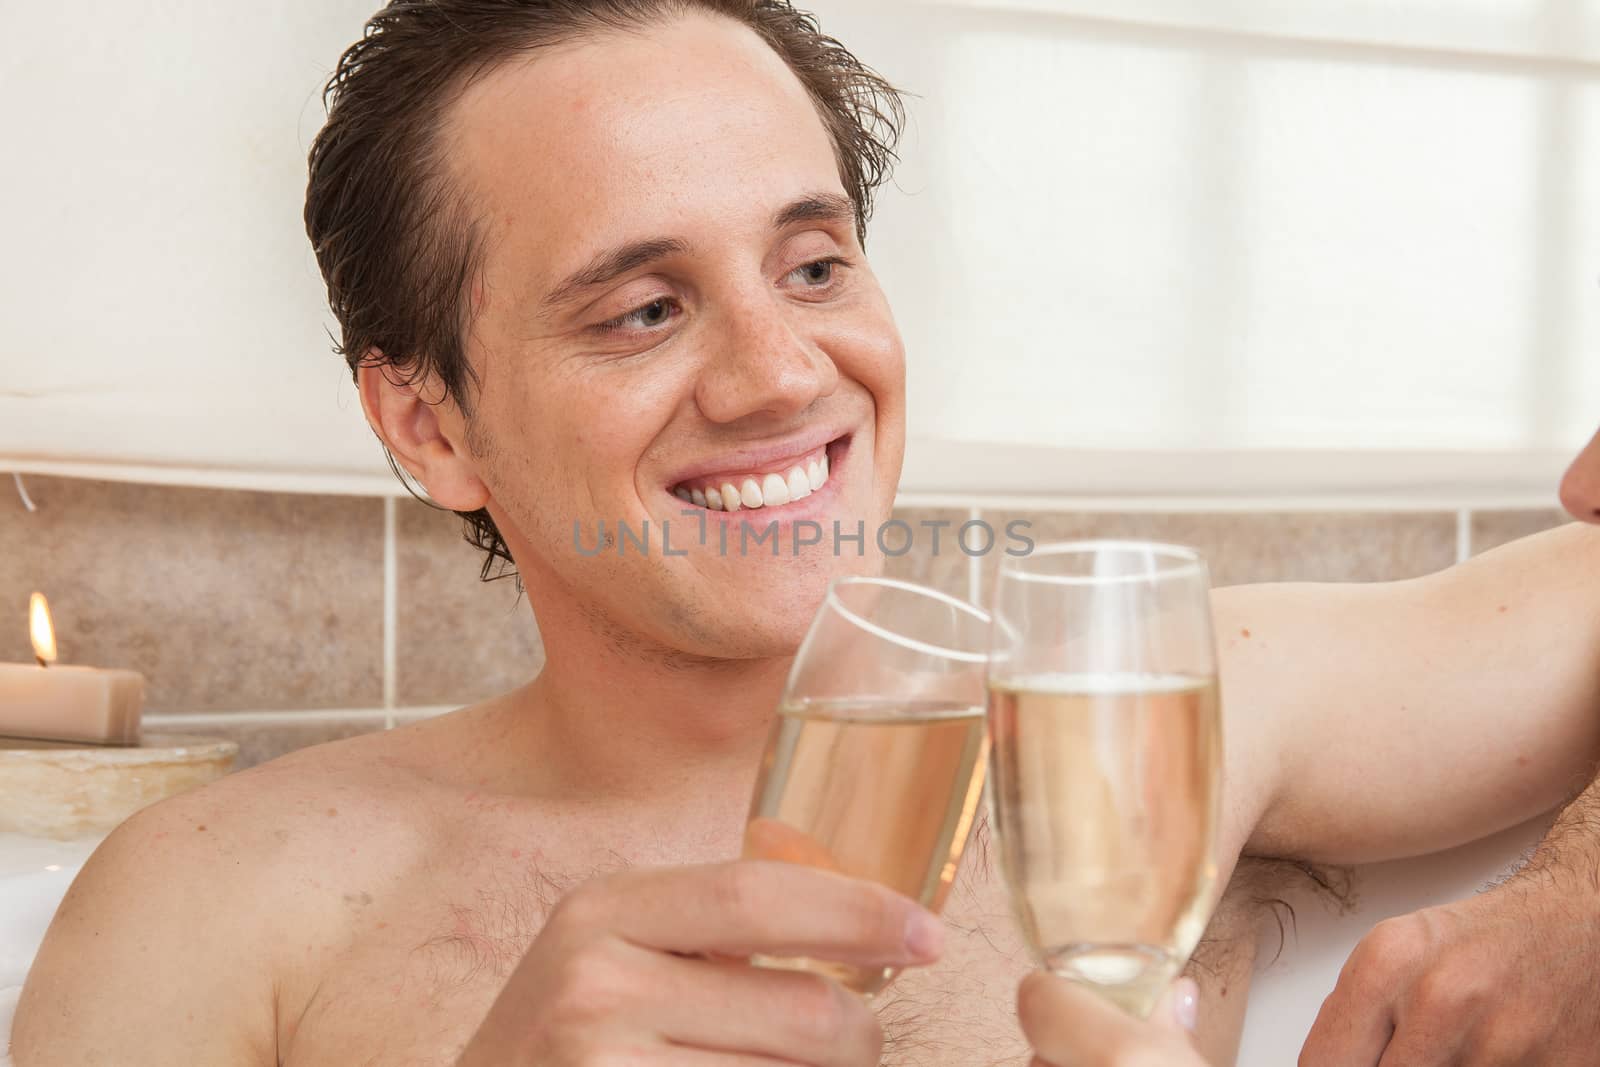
[1456,509,1473,563]
[966,506,983,606]
[382,496,398,729]
[143,706,457,728]
[145,708,389,727]
[389,705,456,722]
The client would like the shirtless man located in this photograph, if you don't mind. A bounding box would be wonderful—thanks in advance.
[14,3,1600,1065]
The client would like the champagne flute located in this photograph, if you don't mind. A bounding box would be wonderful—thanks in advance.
[987,541,1223,1017]
[743,576,992,996]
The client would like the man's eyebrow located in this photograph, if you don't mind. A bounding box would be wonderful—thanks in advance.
[540,196,854,313]
[543,236,689,311]
[773,193,857,231]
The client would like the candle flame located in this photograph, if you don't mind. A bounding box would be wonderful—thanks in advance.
[30,592,57,666]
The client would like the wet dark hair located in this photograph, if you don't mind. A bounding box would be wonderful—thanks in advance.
[305,0,905,579]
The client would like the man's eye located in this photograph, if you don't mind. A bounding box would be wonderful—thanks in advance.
[599,298,677,332]
[788,257,847,287]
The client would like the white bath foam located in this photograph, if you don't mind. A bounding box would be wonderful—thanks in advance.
[0,832,99,1063]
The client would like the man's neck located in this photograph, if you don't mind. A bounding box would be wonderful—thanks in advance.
[486,589,791,814]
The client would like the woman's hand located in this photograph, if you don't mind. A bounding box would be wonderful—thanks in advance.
[1018,972,1205,1067]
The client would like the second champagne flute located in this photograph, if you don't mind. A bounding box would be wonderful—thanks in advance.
[743,576,992,996]
[987,540,1224,1018]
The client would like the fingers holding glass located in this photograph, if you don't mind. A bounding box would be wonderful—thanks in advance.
[744,577,991,996]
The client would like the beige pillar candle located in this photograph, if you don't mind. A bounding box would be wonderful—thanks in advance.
[0,593,145,745]
[0,663,145,745]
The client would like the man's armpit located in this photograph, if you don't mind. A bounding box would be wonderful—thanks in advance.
[1182,857,1356,1066]
[1194,856,1357,976]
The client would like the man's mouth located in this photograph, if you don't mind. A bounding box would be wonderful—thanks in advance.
[669,437,845,512]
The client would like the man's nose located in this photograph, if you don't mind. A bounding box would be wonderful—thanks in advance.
[694,299,839,424]
[1559,426,1600,523]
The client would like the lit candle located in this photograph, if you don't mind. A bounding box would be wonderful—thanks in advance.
[0,593,144,745]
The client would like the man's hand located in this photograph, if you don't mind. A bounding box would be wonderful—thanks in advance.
[1301,781,1600,1066]
[455,860,945,1066]
[1017,972,1204,1067]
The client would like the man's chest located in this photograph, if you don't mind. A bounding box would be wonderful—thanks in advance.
[277,836,1035,1067]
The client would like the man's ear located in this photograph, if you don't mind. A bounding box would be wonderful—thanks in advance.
[357,356,491,512]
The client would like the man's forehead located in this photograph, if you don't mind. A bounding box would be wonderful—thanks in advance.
[442,13,844,285]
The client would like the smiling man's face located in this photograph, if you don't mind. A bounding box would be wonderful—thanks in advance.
[437,12,905,659]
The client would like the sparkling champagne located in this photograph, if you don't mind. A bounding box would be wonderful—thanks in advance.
[988,673,1221,1016]
[744,698,989,994]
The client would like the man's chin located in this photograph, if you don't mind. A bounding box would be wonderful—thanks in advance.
[647,614,809,665]
[663,556,883,662]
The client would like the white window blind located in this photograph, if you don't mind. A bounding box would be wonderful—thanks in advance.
[1,1,1594,498]
[820,0,1600,493]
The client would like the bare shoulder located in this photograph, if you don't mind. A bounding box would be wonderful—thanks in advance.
[11,715,462,1066]
[1429,518,1598,604]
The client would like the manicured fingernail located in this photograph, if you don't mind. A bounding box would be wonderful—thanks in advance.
[1173,977,1200,1033]
[903,909,944,960]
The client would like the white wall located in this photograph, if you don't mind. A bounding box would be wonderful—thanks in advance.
[1,1,1595,497]
[0,3,380,490]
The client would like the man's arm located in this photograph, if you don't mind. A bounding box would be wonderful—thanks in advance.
[10,788,279,1066]
[1194,522,1600,1065]
[1214,521,1600,879]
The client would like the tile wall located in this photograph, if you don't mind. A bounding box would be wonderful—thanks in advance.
[0,475,1572,768]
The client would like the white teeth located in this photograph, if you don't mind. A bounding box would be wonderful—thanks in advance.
[786,467,810,500]
[682,450,832,510]
[761,472,790,507]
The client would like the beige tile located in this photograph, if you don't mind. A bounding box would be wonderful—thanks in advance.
[980,510,1458,598]
[881,507,975,602]
[1470,509,1573,555]
[395,501,545,707]
[0,476,383,712]
[184,713,388,770]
